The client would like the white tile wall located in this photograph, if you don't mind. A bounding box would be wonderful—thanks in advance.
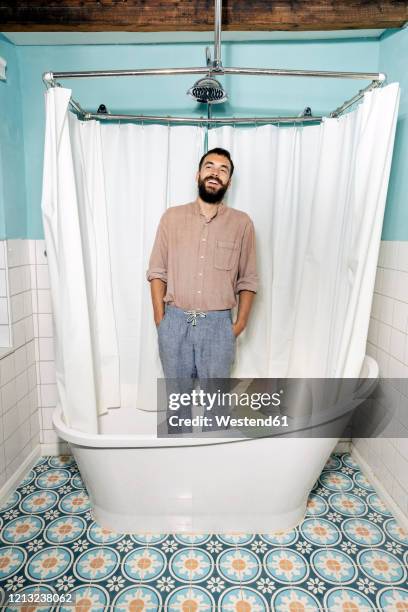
[0,241,12,349]
[0,240,40,491]
[31,240,68,455]
[355,240,408,519]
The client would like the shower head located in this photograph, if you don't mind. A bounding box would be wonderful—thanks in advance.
[187,76,228,104]
[187,2,227,105]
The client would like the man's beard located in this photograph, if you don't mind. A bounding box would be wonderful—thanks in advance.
[198,176,228,204]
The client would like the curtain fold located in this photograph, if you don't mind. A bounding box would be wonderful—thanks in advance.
[42,88,104,433]
[41,83,400,432]
[99,122,204,412]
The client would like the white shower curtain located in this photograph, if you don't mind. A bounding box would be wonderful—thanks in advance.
[41,84,399,433]
[208,82,400,378]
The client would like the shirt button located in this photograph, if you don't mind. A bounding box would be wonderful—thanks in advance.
[198,272,203,276]
[197,290,201,293]
[200,256,204,259]
[202,238,206,241]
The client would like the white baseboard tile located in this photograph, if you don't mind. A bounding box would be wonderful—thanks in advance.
[0,445,41,505]
[352,445,408,531]
[41,442,71,456]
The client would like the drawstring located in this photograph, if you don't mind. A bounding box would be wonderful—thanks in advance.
[184,310,206,326]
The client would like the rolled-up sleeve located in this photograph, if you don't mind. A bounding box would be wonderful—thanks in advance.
[146,211,169,283]
[236,219,259,293]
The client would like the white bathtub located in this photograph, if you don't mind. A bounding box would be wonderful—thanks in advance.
[53,355,378,534]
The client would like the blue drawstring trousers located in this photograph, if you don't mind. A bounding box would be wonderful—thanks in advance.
[157,305,236,433]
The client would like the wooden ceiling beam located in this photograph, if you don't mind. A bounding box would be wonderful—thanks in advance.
[1,1,407,32]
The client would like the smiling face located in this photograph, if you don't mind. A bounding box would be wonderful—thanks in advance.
[196,153,232,204]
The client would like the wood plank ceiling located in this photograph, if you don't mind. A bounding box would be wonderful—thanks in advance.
[0,1,407,32]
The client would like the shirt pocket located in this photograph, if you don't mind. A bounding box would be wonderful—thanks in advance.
[214,240,239,270]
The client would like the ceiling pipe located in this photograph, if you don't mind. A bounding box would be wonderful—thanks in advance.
[213,0,223,70]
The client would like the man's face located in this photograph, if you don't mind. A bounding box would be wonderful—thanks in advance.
[196,153,232,204]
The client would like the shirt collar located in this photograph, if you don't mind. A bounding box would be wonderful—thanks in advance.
[193,199,226,219]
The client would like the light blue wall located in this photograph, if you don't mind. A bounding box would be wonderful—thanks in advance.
[15,38,380,238]
[379,27,408,241]
[0,35,27,238]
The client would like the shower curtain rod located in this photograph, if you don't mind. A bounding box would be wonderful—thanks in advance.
[41,0,386,86]
[43,70,385,124]
[44,67,385,81]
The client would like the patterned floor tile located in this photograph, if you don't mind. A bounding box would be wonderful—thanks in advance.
[0,452,407,611]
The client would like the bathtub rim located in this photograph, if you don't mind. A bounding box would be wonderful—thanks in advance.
[53,405,251,448]
[52,355,378,449]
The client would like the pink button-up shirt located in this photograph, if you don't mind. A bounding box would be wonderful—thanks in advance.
[146,200,258,311]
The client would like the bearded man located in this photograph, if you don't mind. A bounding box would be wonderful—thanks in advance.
[147,147,258,432]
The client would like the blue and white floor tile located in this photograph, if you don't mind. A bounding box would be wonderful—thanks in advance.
[0,452,407,611]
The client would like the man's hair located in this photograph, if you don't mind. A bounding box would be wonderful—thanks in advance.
[198,147,234,177]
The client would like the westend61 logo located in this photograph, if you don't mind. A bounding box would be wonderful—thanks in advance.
[168,388,283,411]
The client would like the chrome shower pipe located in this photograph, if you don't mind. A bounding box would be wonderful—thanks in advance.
[213,0,222,70]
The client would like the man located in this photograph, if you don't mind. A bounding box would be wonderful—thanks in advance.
[146,147,258,432]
